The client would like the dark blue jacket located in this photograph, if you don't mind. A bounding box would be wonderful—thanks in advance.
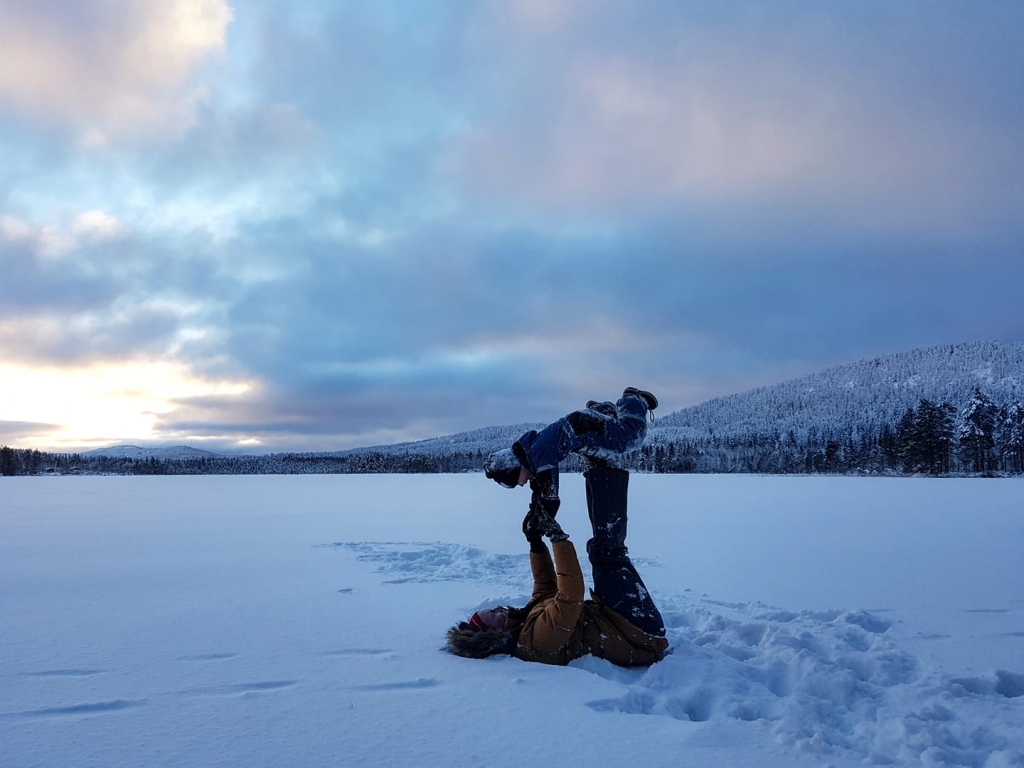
[512,395,649,506]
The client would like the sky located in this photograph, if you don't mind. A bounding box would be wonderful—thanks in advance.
[1,0,1023,455]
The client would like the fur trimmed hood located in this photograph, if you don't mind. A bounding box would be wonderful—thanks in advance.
[446,623,517,659]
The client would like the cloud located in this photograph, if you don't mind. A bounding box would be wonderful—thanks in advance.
[1,214,76,257]
[456,58,816,202]
[0,419,61,445]
[451,1,1024,238]
[72,210,120,240]
[1,210,121,258]
[0,219,232,370]
[0,0,232,142]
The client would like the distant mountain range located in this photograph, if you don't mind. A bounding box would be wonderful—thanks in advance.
[84,445,224,460]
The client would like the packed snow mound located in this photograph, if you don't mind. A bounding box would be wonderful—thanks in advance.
[599,597,1022,766]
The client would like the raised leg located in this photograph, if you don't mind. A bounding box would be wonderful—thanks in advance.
[575,396,648,467]
[584,466,665,637]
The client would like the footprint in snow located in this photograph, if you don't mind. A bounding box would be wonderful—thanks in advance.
[22,668,105,678]
[352,678,438,691]
[322,542,531,587]
[180,681,299,697]
[582,591,1024,765]
[177,653,237,662]
[961,608,1010,614]
[323,649,393,657]
[951,670,1024,699]
[2,699,144,719]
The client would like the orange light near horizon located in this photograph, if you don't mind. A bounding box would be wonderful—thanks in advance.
[0,361,253,451]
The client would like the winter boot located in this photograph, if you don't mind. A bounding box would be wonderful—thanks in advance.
[586,400,618,417]
[622,387,658,412]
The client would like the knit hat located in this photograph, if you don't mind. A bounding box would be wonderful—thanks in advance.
[484,448,521,488]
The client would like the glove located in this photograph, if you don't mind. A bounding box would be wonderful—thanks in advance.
[522,502,545,548]
[523,496,542,538]
[565,409,606,436]
[535,509,568,542]
[523,499,568,545]
[541,515,569,543]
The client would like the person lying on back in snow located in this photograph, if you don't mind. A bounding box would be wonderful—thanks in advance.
[446,388,668,667]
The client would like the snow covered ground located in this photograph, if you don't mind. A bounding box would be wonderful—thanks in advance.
[2,474,1022,768]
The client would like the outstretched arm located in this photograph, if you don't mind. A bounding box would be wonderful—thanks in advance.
[528,542,557,600]
[522,501,568,594]
[529,472,560,517]
[517,509,585,661]
[522,540,586,655]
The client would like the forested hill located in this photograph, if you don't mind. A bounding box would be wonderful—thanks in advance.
[655,340,1024,442]
[641,340,1024,474]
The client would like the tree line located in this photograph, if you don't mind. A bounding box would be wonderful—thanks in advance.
[634,389,1022,476]
[0,446,490,477]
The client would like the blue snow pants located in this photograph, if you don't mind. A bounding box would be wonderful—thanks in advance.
[584,466,666,638]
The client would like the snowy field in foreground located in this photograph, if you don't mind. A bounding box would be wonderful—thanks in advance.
[2,474,1023,768]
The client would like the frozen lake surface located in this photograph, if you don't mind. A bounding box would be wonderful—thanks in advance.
[2,474,1023,767]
